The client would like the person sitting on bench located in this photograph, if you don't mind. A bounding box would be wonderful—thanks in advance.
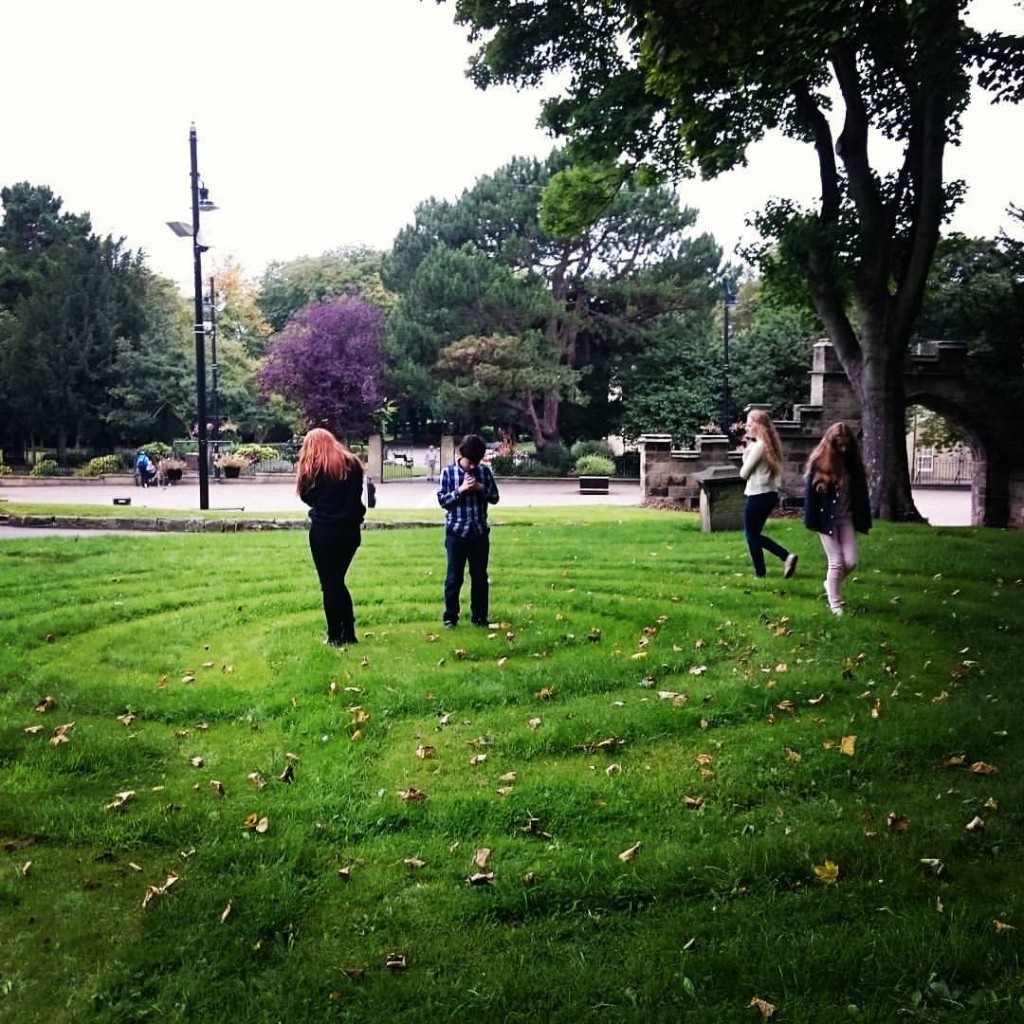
[135,450,157,487]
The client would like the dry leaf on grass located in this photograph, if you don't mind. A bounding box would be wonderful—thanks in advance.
[242,814,269,833]
[840,735,857,756]
[886,812,909,833]
[965,815,985,832]
[50,723,75,745]
[466,872,495,886]
[749,996,777,1019]
[813,859,839,884]
[35,696,57,713]
[142,870,179,908]
[473,848,491,869]
[385,953,407,970]
[618,841,642,862]
[416,745,436,760]
[104,790,135,812]
[404,857,426,870]
[116,712,136,727]
[397,788,426,802]
[220,901,232,923]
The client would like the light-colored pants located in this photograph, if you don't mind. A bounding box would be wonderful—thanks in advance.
[818,515,857,612]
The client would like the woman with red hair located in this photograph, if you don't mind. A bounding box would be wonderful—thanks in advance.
[296,428,366,645]
[804,422,872,616]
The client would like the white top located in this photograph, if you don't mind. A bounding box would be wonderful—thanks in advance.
[740,439,781,495]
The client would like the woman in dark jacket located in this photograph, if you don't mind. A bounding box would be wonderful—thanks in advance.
[804,422,871,616]
[296,428,365,646]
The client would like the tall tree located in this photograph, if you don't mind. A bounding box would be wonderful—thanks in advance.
[257,246,390,334]
[386,151,721,447]
[258,296,386,438]
[441,0,1024,519]
[0,183,151,453]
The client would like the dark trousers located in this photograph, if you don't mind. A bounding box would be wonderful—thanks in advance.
[308,522,361,642]
[743,492,789,577]
[444,532,489,625]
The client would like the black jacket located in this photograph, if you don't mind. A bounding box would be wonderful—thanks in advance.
[803,461,872,536]
[300,468,365,528]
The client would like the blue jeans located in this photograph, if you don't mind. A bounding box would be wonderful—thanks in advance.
[444,532,490,624]
[743,492,789,576]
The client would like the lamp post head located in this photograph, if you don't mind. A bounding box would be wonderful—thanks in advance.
[198,183,218,212]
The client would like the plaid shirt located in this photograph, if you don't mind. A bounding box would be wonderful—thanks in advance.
[437,462,500,537]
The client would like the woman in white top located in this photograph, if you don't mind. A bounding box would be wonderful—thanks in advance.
[739,409,798,579]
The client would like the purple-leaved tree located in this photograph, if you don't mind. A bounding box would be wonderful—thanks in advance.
[258,297,385,438]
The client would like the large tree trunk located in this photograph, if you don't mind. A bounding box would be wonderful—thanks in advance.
[856,345,923,522]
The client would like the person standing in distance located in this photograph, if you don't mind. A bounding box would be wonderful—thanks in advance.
[739,409,798,579]
[425,444,438,482]
[803,421,872,616]
[296,428,366,646]
[437,434,500,628]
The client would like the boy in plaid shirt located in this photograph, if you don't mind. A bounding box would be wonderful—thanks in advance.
[437,434,500,627]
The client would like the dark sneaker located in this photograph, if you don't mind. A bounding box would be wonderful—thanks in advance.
[471,618,489,627]
[443,621,457,629]
[783,553,799,579]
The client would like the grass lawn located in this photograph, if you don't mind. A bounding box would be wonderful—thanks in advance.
[1,509,1022,1023]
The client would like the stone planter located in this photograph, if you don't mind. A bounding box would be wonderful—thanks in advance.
[222,465,242,479]
[163,468,183,483]
[579,475,609,495]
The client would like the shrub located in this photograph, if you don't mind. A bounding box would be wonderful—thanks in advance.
[140,442,173,460]
[570,439,612,461]
[232,443,280,464]
[533,442,573,476]
[575,454,615,477]
[30,459,59,477]
[215,454,251,470]
[490,454,517,476]
[0,462,10,477]
[79,454,126,477]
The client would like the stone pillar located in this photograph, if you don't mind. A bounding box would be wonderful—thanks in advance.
[639,434,673,498]
[440,435,456,471]
[367,434,383,483]
[694,466,746,532]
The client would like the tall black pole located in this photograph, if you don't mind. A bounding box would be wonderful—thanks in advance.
[189,124,210,510]
[208,275,220,480]
[722,282,732,435]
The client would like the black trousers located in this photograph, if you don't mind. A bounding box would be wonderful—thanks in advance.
[743,491,789,577]
[444,531,489,625]
[308,522,361,642]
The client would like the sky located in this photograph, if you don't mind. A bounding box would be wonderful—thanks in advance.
[2,0,1022,291]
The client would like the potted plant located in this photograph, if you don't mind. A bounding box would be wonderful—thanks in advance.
[158,456,187,483]
[215,454,250,479]
[575,454,615,494]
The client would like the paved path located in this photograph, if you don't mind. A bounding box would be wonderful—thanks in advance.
[0,479,971,538]
[0,477,641,513]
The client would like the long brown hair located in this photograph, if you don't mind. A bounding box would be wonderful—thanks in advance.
[806,421,865,491]
[295,428,360,493]
[745,409,783,476]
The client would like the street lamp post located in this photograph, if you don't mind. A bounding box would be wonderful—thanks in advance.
[167,123,217,509]
[189,127,210,509]
[206,276,220,479]
[722,281,738,436]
